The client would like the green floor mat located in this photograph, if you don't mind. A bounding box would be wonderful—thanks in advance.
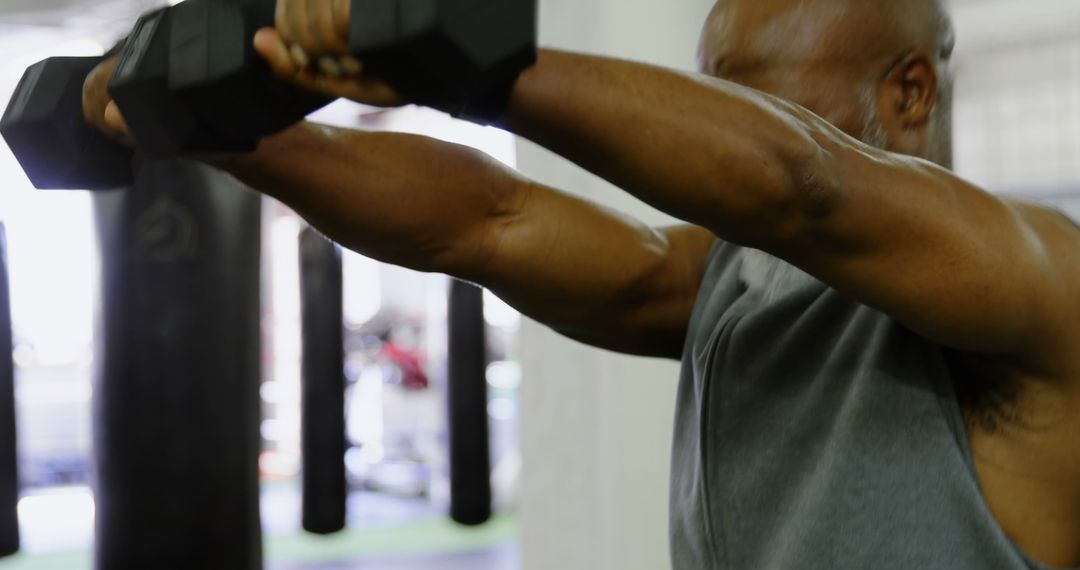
[0,515,517,570]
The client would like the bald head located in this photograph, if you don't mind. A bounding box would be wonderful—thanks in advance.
[699,0,955,166]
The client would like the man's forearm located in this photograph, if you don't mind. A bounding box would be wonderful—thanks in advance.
[220,122,513,275]
[503,50,831,246]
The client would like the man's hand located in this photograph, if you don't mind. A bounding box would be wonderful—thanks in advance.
[255,0,402,106]
[81,56,134,146]
[274,0,349,56]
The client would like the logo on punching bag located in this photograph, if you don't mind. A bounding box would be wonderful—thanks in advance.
[133,195,199,262]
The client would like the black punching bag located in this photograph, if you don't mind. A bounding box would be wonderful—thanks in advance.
[446,280,492,526]
[0,223,19,557]
[92,160,263,570]
[298,227,347,535]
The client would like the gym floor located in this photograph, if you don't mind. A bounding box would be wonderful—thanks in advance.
[0,486,519,570]
[276,545,519,570]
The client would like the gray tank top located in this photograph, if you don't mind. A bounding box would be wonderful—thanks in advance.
[670,242,1068,570]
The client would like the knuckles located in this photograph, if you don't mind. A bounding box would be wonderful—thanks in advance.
[278,0,349,56]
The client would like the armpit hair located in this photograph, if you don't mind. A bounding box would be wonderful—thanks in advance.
[946,351,1025,434]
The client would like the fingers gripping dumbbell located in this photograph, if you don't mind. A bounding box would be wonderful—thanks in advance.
[2,0,539,177]
[0,0,292,187]
[109,2,332,158]
[110,0,537,158]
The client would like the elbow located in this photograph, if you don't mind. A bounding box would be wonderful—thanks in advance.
[772,139,848,254]
[719,119,844,250]
[426,163,529,280]
[786,137,844,231]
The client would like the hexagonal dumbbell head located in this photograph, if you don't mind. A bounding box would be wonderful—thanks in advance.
[167,0,331,147]
[348,0,538,110]
[0,57,133,190]
[110,7,253,158]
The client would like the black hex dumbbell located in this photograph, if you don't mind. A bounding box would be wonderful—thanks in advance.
[107,8,215,158]
[110,0,332,158]
[112,0,537,158]
[348,0,538,117]
[169,0,332,148]
[0,56,134,190]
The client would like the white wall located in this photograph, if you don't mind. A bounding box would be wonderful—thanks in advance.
[513,2,712,570]
[951,0,1080,195]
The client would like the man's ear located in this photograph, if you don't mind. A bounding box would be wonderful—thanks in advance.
[883,52,938,128]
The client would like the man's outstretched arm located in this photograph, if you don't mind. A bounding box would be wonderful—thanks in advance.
[82,53,714,359]
[222,123,717,358]
[498,50,1080,378]
[258,30,1080,381]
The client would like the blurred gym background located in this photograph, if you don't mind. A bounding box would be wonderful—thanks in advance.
[0,0,1077,569]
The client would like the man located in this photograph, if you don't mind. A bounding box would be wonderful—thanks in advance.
[84,0,1080,567]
